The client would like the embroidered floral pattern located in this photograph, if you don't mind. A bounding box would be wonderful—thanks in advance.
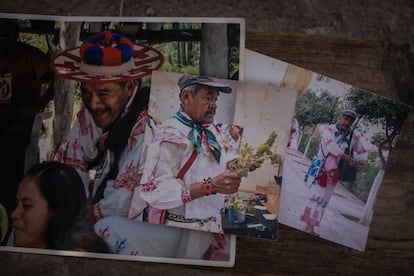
[93,202,103,221]
[113,161,138,191]
[181,186,192,203]
[98,225,110,240]
[128,110,147,150]
[140,173,159,193]
[153,125,188,144]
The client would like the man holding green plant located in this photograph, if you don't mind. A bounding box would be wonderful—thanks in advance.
[140,74,242,234]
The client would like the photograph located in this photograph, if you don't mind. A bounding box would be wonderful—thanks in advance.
[132,70,297,240]
[244,49,412,251]
[0,13,244,267]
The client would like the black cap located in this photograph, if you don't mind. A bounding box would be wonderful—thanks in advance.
[342,109,357,120]
[177,74,232,93]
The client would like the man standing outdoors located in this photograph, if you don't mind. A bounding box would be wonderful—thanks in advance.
[139,75,242,233]
[51,30,164,222]
[51,30,193,257]
[0,19,54,242]
[300,109,368,236]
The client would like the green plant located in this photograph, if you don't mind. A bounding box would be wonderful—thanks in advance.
[228,131,280,176]
[230,193,246,215]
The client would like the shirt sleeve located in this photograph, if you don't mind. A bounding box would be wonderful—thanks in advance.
[140,141,189,210]
[53,120,90,191]
[351,132,369,164]
[321,127,343,157]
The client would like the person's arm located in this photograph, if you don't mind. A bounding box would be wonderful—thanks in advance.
[140,141,197,209]
[188,171,241,199]
[19,47,54,119]
[340,153,355,166]
[351,132,369,167]
[140,141,241,210]
[321,126,344,157]
[53,119,90,189]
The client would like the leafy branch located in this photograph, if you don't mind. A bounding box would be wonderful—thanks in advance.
[228,131,280,176]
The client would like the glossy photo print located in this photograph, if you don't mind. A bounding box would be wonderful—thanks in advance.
[244,49,412,251]
[131,70,297,240]
[0,13,244,267]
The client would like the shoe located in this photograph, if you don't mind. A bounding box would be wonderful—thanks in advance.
[308,230,319,237]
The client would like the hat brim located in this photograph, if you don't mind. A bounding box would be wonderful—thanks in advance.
[51,43,164,83]
[195,80,232,93]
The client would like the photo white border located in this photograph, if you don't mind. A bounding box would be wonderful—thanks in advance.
[0,234,236,267]
[0,13,245,81]
[0,12,243,268]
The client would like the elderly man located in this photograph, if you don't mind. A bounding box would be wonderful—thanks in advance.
[300,109,368,236]
[139,74,242,234]
[51,31,190,257]
[52,30,164,220]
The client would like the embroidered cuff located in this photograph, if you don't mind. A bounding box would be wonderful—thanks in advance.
[93,203,104,222]
[182,186,193,203]
[203,177,215,196]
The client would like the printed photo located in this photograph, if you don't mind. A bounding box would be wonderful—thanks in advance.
[244,49,412,251]
[132,70,297,240]
[0,13,244,267]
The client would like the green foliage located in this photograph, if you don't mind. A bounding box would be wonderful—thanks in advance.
[345,87,411,166]
[371,132,390,151]
[153,40,200,74]
[228,47,240,79]
[345,87,411,130]
[342,151,381,203]
[295,89,341,128]
[228,131,279,175]
[298,128,320,159]
[18,33,48,53]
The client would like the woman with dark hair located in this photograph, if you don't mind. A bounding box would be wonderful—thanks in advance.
[11,161,111,253]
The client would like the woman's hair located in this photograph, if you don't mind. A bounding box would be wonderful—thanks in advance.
[24,161,110,253]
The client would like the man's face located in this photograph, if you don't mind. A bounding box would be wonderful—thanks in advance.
[181,86,219,124]
[80,81,134,130]
[339,115,355,131]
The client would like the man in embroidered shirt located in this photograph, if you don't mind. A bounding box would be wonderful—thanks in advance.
[51,31,190,257]
[52,31,164,221]
[300,109,368,236]
[139,74,242,234]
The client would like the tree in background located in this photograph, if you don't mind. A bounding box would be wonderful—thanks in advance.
[345,87,411,168]
[295,89,341,159]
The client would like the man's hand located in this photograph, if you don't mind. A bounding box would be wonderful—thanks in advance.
[189,171,241,200]
[211,171,241,194]
[341,154,355,167]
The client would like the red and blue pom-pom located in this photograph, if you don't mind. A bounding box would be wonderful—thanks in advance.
[80,31,134,66]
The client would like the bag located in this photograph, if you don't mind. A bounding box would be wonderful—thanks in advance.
[338,148,357,182]
[338,159,357,182]
[315,169,328,187]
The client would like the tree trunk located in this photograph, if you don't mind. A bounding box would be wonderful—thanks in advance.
[302,126,316,160]
[51,22,81,155]
[359,169,385,226]
[200,23,228,78]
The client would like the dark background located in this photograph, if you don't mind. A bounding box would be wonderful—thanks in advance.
[1,1,413,274]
